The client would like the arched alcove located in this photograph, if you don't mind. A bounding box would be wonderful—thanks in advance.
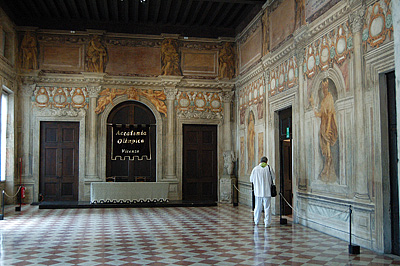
[106,101,156,182]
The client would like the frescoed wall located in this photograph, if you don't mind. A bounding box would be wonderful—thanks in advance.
[236,0,396,253]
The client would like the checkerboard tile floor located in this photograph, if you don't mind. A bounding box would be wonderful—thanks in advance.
[0,204,399,265]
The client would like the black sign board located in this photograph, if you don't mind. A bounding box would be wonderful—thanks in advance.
[111,124,151,160]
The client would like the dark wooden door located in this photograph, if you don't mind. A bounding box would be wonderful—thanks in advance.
[183,125,217,201]
[279,107,292,215]
[40,122,79,201]
[106,101,156,182]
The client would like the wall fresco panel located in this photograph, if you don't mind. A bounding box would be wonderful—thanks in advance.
[239,27,262,72]
[181,50,217,76]
[270,0,295,50]
[107,46,161,75]
[41,45,84,71]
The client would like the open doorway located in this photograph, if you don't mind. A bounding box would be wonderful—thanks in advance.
[279,107,292,217]
[386,71,399,255]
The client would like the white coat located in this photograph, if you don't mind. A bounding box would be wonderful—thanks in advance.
[250,163,275,197]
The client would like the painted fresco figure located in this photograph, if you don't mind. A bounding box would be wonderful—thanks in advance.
[86,35,108,73]
[161,38,181,76]
[218,42,235,79]
[313,78,338,182]
[21,32,38,70]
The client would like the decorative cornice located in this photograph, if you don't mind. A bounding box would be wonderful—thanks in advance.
[177,109,223,120]
[236,64,264,88]
[262,40,295,68]
[34,107,86,117]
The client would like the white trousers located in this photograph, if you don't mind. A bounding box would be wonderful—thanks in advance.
[254,196,271,226]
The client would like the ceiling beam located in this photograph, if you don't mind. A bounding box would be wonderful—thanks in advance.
[55,0,71,19]
[36,0,52,17]
[77,0,90,19]
[153,0,162,23]
[180,0,193,25]
[110,0,118,21]
[197,1,213,25]
[25,1,41,18]
[88,0,100,21]
[188,0,203,26]
[205,2,223,27]
[221,3,242,27]
[197,0,265,3]
[44,0,61,18]
[68,0,81,19]
[132,0,139,23]
[99,0,109,21]
[162,0,172,24]
[122,0,129,23]
[143,0,149,22]
[214,2,234,27]
[171,0,182,25]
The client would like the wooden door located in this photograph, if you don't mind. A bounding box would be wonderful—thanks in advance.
[183,125,217,201]
[40,122,79,201]
[279,107,292,215]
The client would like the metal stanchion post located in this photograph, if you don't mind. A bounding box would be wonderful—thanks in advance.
[348,205,360,254]
[0,190,4,220]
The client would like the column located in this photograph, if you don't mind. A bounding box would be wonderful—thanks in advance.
[296,47,307,190]
[86,86,101,179]
[350,6,369,200]
[222,91,234,152]
[19,84,36,178]
[164,87,177,179]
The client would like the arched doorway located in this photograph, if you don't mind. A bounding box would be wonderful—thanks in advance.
[106,101,156,182]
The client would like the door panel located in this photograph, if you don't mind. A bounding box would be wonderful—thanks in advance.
[183,125,217,201]
[40,122,79,202]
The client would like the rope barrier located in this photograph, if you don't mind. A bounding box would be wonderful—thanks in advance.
[4,186,21,198]
[232,184,349,222]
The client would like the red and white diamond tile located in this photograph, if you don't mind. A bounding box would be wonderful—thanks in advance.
[0,205,399,265]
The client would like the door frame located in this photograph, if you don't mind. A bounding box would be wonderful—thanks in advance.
[32,115,86,203]
[39,121,80,201]
[177,119,222,200]
[98,97,163,183]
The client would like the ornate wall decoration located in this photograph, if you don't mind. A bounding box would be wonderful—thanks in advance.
[362,0,393,49]
[269,56,298,96]
[95,87,167,116]
[20,31,38,70]
[303,21,353,79]
[218,42,235,80]
[86,35,108,73]
[240,137,245,176]
[32,87,89,109]
[175,91,223,116]
[239,76,265,124]
[161,38,181,76]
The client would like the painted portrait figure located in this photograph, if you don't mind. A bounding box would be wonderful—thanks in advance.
[312,78,338,182]
[247,111,255,173]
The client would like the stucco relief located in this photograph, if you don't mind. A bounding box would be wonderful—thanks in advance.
[33,87,88,109]
[269,56,298,96]
[94,87,167,116]
[304,21,353,80]
[239,76,264,124]
[362,0,393,49]
[310,78,339,183]
[175,91,223,115]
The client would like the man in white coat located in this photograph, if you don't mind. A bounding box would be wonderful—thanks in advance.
[250,156,275,227]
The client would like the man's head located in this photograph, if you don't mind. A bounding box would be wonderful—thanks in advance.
[260,157,268,163]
